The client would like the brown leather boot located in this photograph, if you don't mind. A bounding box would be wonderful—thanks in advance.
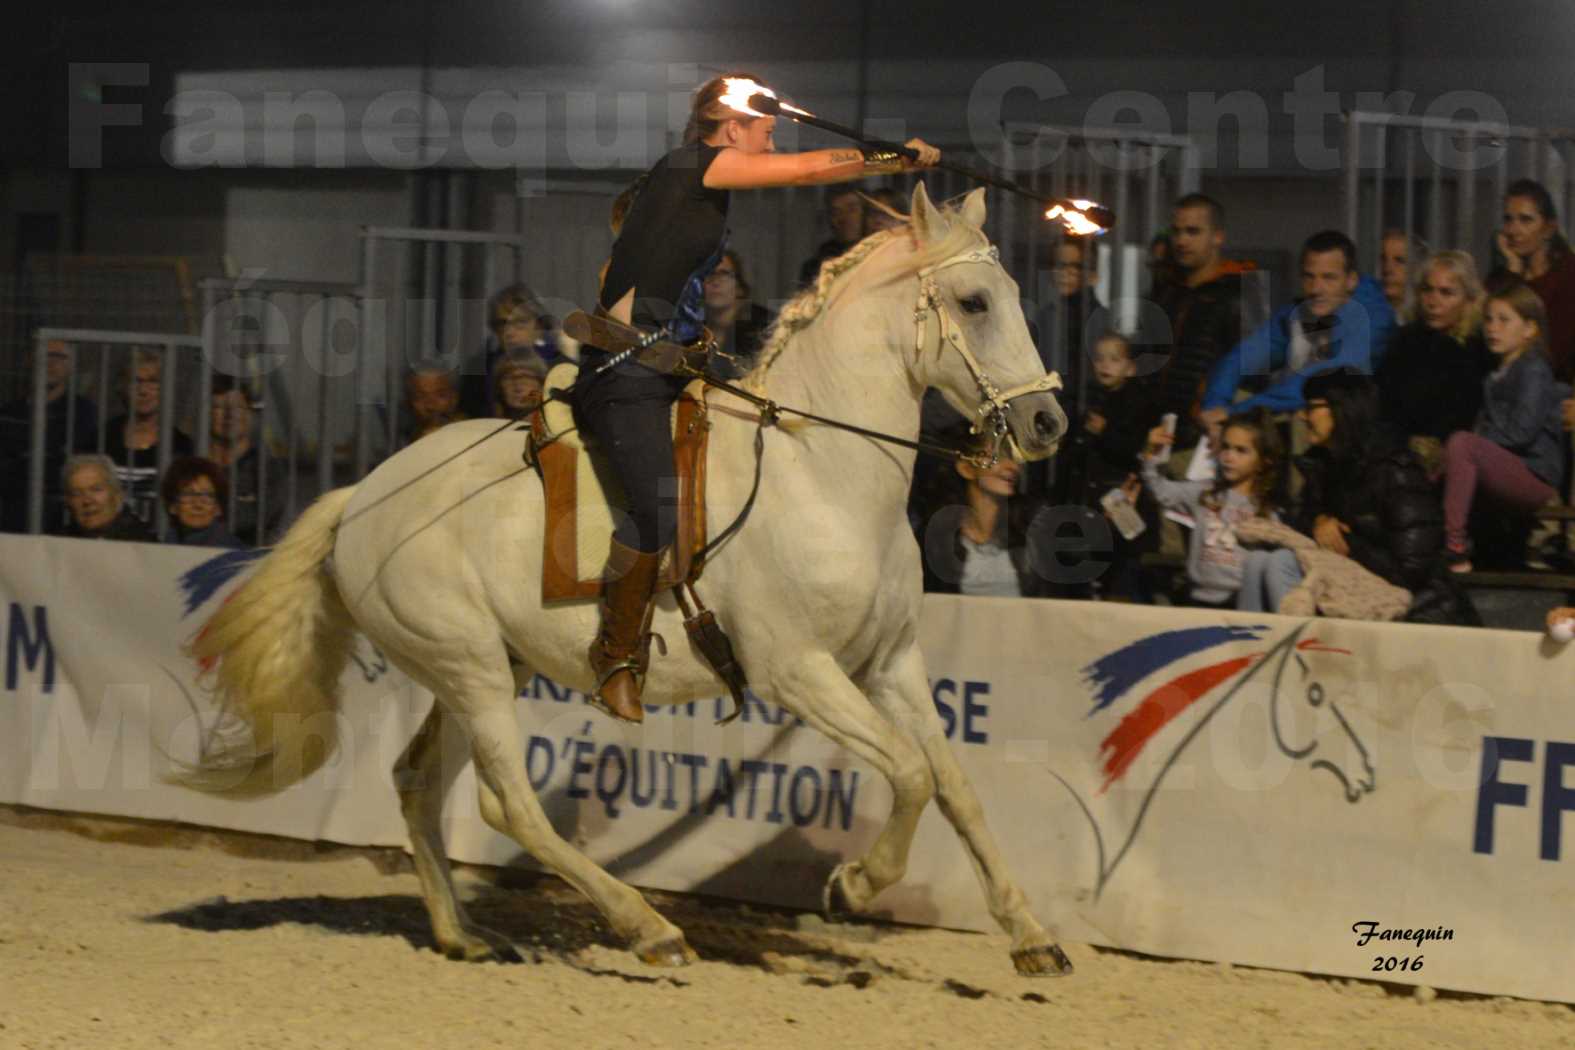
[587,539,663,723]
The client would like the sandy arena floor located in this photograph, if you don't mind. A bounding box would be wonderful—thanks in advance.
[1,807,1571,1050]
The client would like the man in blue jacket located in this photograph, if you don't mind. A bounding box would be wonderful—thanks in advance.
[1198,230,1396,441]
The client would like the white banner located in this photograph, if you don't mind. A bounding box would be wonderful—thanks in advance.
[1,534,1571,1002]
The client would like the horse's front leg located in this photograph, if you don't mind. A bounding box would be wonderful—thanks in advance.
[764,652,936,917]
[884,645,1074,978]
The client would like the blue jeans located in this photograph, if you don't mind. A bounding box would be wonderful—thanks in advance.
[1236,548,1303,613]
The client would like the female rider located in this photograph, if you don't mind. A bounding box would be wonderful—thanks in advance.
[578,72,939,723]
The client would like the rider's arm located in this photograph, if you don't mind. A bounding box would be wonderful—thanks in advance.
[704,145,931,190]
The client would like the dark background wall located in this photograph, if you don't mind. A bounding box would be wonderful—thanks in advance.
[3,0,1572,336]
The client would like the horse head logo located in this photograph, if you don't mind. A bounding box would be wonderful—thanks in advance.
[1049,622,1376,899]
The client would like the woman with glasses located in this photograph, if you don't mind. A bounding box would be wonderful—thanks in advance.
[160,456,242,548]
[700,249,774,379]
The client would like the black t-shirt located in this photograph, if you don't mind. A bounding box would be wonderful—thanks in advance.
[599,142,729,335]
[103,417,195,522]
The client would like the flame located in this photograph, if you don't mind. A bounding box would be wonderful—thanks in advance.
[1045,200,1106,236]
[718,77,812,118]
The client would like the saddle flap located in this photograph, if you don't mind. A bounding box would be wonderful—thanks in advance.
[534,363,710,603]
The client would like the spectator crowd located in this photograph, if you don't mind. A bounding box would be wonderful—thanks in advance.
[3,182,1572,629]
[910,180,1575,627]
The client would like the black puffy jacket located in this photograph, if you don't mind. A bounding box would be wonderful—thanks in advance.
[1294,434,1480,626]
[1149,271,1252,434]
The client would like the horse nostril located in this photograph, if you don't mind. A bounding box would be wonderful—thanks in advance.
[1033,410,1060,440]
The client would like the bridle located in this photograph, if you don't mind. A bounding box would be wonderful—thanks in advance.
[913,241,1063,464]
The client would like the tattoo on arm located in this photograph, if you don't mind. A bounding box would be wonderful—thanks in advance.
[828,151,861,164]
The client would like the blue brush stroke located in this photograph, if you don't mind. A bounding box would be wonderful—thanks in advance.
[1081,625,1269,716]
[177,548,268,617]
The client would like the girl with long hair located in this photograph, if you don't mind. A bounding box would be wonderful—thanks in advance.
[577,72,939,722]
[1139,408,1286,608]
[1442,281,1567,572]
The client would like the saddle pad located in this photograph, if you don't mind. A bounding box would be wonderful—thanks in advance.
[533,362,710,602]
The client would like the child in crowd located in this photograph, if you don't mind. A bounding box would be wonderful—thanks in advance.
[1138,408,1286,608]
[1441,280,1568,573]
[1064,332,1162,599]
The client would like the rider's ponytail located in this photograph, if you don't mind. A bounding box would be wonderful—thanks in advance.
[683,71,769,144]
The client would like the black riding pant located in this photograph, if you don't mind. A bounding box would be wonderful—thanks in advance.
[572,348,687,554]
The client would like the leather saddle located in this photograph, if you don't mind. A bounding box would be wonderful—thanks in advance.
[529,361,711,603]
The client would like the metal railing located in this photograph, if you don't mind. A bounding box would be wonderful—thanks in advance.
[26,327,202,538]
[1342,110,1575,276]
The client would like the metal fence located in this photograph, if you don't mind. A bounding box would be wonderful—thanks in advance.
[23,327,203,538]
[355,227,526,475]
[199,276,359,533]
[1342,110,1575,278]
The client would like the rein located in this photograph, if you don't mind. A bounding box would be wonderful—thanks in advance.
[693,243,1063,558]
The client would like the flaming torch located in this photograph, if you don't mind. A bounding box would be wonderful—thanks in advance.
[718,78,1114,235]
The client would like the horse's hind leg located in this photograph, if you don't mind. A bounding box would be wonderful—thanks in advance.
[886,647,1073,977]
[460,704,694,966]
[768,653,935,917]
[394,702,520,962]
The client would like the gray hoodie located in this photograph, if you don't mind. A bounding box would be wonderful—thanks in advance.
[1141,459,1269,604]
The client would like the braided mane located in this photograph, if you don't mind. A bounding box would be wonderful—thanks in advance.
[743,205,989,391]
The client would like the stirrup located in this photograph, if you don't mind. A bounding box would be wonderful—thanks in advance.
[588,658,645,721]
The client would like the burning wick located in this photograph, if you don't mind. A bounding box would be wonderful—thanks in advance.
[1045,199,1106,236]
[719,78,812,119]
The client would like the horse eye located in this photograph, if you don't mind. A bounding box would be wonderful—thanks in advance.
[959,294,988,315]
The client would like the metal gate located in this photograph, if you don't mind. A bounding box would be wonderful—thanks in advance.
[1342,110,1575,276]
[355,227,526,475]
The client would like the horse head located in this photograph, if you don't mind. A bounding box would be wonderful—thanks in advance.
[1268,634,1376,803]
[908,182,1068,461]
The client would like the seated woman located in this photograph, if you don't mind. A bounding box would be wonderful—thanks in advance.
[917,427,1044,598]
[700,249,775,379]
[1494,179,1575,381]
[161,456,243,548]
[1294,370,1477,625]
[1375,250,1493,470]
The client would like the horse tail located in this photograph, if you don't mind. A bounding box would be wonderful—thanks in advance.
[173,486,360,798]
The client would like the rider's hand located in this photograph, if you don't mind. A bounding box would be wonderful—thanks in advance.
[1314,515,1351,557]
[902,139,941,169]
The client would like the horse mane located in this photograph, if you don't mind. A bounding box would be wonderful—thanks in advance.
[743,206,989,391]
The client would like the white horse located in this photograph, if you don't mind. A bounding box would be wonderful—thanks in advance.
[182,183,1073,975]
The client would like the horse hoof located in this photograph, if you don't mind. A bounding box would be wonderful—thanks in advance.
[822,866,855,922]
[636,937,697,967]
[443,937,524,964]
[1012,942,1074,977]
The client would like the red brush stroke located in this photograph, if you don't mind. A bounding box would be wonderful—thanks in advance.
[1097,656,1255,793]
[1297,638,1352,655]
[189,592,237,673]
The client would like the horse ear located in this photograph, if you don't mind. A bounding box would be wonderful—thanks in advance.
[910,182,948,244]
[958,187,987,230]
